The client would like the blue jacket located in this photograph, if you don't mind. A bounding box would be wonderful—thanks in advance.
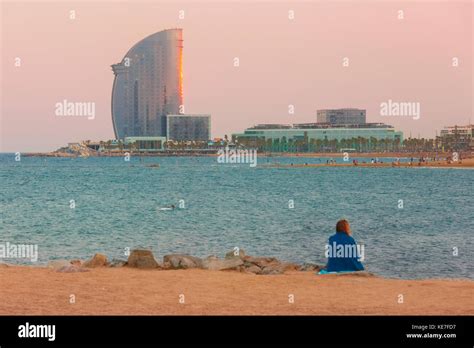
[326,232,364,272]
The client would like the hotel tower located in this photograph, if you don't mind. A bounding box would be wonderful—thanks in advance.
[111,29,184,139]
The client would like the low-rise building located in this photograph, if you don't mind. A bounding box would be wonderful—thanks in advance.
[317,108,366,125]
[124,136,166,151]
[232,124,403,152]
[436,124,474,151]
[165,114,211,141]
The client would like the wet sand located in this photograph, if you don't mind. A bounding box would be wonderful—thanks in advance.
[0,266,472,315]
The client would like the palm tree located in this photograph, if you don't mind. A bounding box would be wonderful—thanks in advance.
[339,138,347,151]
[393,137,401,151]
[281,136,288,152]
[360,137,368,152]
[266,138,273,152]
[329,139,338,152]
[322,137,329,152]
[315,139,323,152]
[273,138,280,152]
[357,136,364,152]
[370,137,377,152]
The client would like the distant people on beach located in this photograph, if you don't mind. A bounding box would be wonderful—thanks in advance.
[326,219,364,273]
[370,158,381,164]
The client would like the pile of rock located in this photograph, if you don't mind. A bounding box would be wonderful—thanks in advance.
[162,254,202,269]
[47,254,108,272]
[48,249,326,275]
[160,249,324,275]
[160,253,244,271]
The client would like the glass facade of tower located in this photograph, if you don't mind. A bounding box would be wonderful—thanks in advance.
[111,29,183,139]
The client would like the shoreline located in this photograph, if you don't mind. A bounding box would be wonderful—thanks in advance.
[14,152,474,169]
[18,150,473,159]
[1,265,472,315]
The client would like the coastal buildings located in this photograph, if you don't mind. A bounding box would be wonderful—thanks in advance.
[317,108,366,125]
[232,110,403,152]
[166,114,211,141]
[124,136,166,151]
[436,124,474,151]
[233,125,403,152]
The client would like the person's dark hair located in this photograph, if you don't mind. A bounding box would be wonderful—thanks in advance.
[336,219,351,235]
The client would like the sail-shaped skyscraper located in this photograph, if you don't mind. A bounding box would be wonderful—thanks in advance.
[111,29,183,139]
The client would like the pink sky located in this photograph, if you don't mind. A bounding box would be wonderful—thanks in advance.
[1,1,472,152]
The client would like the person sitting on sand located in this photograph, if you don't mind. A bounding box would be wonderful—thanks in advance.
[326,219,364,273]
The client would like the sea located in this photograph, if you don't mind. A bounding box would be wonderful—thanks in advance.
[0,153,473,279]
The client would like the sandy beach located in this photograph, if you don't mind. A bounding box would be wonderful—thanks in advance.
[0,266,472,315]
[265,157,474,169]
[262,152,473,159]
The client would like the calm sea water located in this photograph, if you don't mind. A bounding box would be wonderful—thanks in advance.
[0,153,473,279]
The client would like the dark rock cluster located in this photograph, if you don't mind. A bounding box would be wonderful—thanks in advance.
[49,249,326,275]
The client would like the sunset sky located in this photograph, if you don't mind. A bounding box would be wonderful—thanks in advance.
[1,1,472,152]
